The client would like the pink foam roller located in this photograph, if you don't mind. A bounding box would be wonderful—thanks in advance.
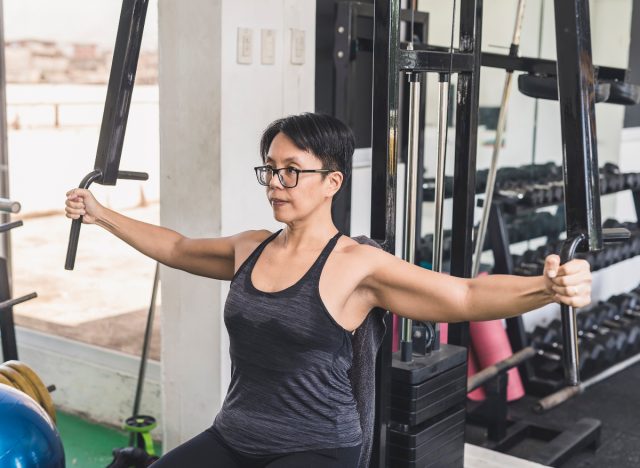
[469,320,525,401]
[439,322,448,344]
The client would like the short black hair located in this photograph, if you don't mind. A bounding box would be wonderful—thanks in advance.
[260,113,354,188]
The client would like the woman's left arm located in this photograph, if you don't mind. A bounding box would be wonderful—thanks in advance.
[358,246,592,323]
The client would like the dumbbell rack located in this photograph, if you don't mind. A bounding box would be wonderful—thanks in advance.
[529,285,640,384]
[484,168,640,396]
[0,201,38,362]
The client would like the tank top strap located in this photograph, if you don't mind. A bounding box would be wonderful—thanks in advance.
[232,229,282,282]
[308,231,343,279]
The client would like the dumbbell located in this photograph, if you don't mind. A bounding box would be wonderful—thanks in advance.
[600,163,625,192]
[530,322,606,377]
[535,339,605,378]
[585,302,640,357]
[530,318,627,368]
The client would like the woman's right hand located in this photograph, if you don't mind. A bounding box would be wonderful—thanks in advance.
[65,188,103,224]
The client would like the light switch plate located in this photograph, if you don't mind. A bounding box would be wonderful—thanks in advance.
[261,29,276,65]
[237,28,253,65]
[290,29,305,65]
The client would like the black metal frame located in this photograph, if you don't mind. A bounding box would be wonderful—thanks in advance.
[370,0,484,464]
[331,2,428,235]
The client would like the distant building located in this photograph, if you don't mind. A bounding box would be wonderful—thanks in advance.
[6,39,68,82]
[4,39,157,85]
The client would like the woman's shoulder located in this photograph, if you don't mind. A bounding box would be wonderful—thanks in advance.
[232,229,274,249]
[336,235,386,264]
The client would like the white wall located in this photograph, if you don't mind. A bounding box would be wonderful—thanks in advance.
[158,0,223,449]
[158,0,315,450]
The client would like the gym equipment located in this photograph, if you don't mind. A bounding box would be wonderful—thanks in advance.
[372,0,471,464]
[0,199,37,362]
[465,347,601,465]
[469,320,525,401]
[535,350,640,413]
[0,360,56,423]
[109,264,160,465]
[399,70,423,361]
[472,0,526,278]
[0,384,64,467]
[518,73,640,106]
[65,0,150,270]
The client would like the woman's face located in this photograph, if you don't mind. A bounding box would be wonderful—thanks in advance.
[263,132,342,223]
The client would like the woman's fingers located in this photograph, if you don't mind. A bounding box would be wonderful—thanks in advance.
[65,199,84,209]
[551,283,591,298]
[550,270,592,287]
[553,293,591,308]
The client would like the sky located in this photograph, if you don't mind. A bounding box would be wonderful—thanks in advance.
[3,0,158,50]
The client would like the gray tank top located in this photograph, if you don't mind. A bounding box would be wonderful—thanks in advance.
[213,230,363,454]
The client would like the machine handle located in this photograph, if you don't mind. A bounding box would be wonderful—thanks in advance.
[65,171,103,270]
[559,234,586,386]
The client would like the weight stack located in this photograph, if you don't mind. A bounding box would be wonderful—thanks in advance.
[389,344,467,468]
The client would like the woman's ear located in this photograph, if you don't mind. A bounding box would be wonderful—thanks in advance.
[326,171,344,197]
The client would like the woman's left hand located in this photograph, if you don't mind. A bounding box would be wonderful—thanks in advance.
[543,255,592,308]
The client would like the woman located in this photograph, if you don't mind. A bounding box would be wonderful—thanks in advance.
[65,113,591,468]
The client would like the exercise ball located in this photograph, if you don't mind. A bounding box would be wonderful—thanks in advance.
[0,383,65,467]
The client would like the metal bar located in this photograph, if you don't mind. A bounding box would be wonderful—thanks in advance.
[555,0,603,254]
[398,49,474,73]
[0,292,37,311]
[448,0,483,347]
[535,351,640,413]
[94,0,149,185]
[0,220,22,234]
[559,234,585,385]
[400,72,421,362]
[0,198,20,213]
[0,258,16,360]
[371,0,401,463]
[0,0,12,289]
[553,0,602,384]
[487,204,513,274]
[481,52,627,82]
[433,76,449,274]
[633,189,640,227]
[467,346,536,393]
[331,2,357,234]
[130,263,160,444]
[472,0,526,278]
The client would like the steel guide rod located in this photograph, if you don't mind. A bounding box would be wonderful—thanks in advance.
[400,70,421,362]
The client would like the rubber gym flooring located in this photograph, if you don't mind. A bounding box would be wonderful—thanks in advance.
[57,411,162,467]
[508,362,640,467]
[57,365,640,467]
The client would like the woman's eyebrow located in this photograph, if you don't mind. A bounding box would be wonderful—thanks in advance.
[265,156,301,164]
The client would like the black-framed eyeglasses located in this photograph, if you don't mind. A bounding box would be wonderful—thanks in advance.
[254,165,332,188]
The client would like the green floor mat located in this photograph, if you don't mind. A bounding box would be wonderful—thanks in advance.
[57,411,161,467]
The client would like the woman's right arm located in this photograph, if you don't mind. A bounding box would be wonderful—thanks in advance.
[65,188,252,280]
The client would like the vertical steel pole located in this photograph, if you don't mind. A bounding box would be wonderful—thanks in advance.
[0,0,12,287]
[400,71,421,362]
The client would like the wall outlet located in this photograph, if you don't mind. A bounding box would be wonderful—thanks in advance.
[261,29,276,65]
[237,28,253,65]
[290,29,305,65]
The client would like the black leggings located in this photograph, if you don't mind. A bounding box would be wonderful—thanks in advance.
[151,426,361,468]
